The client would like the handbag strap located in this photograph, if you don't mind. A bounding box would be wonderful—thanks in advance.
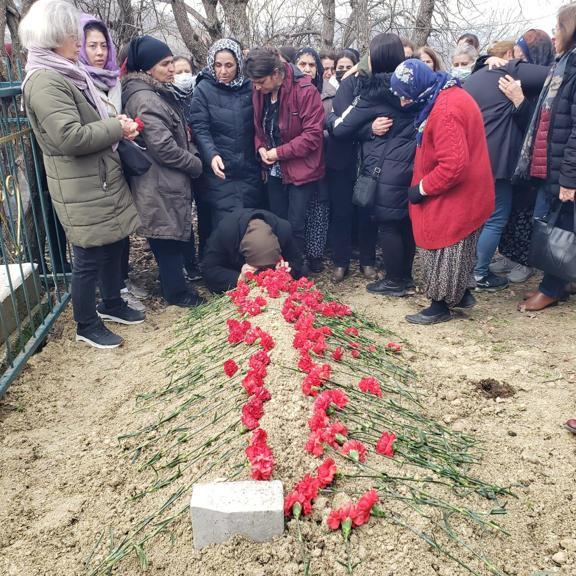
[545,198,576,232]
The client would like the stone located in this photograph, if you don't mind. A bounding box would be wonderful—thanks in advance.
[551,551,567,565]
[560,538,576,552]
[190,480,284,550]
[0,263,40,345]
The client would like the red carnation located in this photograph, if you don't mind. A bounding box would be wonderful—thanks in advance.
[344,327,359,336]
[376,431,397,458]
[223,359,239,377]
[314,389,349,412]
[341,439,367,463]
[316,458,337,488]
[351,349,361,359]
[305,431,325,457]
[358,377,383,397]
[241,397,264,430]
[298,351,316,373]
[331,346,344,361]
[352,489,379,526]
[327,503,354,532]
[308,409,329,432]
[386,342,402,353]
[134,117,145,132]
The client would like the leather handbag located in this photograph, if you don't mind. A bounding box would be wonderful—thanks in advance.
[352,166,380,208]
[529,201,576,282]
[117,140,152,178]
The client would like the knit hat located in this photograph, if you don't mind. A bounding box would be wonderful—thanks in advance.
[126,35,173,72]
[240,219,281,268]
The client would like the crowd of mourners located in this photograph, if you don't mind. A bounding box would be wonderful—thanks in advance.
[16,0,576,352]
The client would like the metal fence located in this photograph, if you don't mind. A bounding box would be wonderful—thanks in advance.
[0,60,71,396]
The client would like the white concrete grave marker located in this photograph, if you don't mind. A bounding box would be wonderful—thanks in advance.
[190,480,284,550]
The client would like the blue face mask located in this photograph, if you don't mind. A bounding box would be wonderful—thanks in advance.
[451,66,472,80]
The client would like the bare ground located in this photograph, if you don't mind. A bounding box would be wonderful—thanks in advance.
[0,259,575,576]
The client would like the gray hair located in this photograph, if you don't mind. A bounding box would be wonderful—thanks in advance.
[19,0,80,50]
[452,43,479,63]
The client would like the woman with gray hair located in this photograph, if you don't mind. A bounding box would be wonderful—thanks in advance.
[451,43,478,81]
[19,0,143,349]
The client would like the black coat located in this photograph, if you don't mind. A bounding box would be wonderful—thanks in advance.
[190,73,261,213]
[201,209,304,293]
[543,51,576,198]
[325,75,358,172]
[327,73,417,222]
[464,59,549,180]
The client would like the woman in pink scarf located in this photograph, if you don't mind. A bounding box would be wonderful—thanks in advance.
[19,0,144,349]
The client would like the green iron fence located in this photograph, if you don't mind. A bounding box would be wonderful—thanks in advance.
[0,60,72,396]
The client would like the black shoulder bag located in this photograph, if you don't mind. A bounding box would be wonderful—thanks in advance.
[117,139,152,178]
[529,200,576,282]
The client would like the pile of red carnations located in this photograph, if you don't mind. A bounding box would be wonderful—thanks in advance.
[223,267,400,538]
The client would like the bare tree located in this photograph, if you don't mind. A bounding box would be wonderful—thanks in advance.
[411,0,435,46]
[321,0,335,48]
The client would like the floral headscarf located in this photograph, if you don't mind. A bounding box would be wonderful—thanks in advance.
[390,58,460,145]
[205,38,245,89]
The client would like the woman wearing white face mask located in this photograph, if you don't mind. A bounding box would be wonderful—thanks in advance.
[451,44,478,82]
[173,56,196,126]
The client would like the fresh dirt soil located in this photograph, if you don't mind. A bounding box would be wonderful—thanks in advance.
[0,254,575,576]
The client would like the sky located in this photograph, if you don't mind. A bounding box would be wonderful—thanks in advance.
[499,0,564,35]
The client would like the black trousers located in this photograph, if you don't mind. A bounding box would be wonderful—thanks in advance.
[267,176,315,255]
[147,238,189,303]
[72,239,124,328]
[379,217,416,282]
[328,168,377,267]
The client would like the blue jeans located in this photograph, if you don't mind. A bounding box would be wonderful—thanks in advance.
[534,187,574,298]
[474,179,514,278]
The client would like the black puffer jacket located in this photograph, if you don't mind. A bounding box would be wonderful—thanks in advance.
[327,73,418,222]
[201,209,303,293]
[190,73,261,215]
[543,51,576,199]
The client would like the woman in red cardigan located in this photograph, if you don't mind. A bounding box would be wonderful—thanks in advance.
[391,59,495,324]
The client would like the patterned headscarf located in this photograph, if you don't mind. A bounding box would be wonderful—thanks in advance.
[390,58,460,145]
[293,47,324,93]
[205,38,245,89]
[516,29,554,67]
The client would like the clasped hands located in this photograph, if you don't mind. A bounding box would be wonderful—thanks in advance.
[238,259,291,284]
[258,147,280,166]
[117,114,140,141]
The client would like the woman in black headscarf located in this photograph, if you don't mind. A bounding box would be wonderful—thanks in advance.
[293,47,336,273]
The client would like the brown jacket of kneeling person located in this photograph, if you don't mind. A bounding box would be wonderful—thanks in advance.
[201,209,304,293]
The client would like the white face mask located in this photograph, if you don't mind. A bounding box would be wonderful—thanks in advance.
[451,66,472,80]
[174,72,194,91]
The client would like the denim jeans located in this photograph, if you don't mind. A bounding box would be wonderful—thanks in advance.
[147,238,189,304]
[267,176,315,256]
[534,187,575,298]
[474,179,514,278]
[72,240,124,328]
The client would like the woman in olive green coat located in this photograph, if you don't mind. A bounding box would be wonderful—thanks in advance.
[20,0,142,349]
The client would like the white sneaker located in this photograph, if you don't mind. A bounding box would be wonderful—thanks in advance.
[489,255,514,275]
[507,263,534,283]
[121,288,146,311]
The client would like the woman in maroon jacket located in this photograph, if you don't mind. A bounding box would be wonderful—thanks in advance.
[245,47,325,257]
[391,59,495,325]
